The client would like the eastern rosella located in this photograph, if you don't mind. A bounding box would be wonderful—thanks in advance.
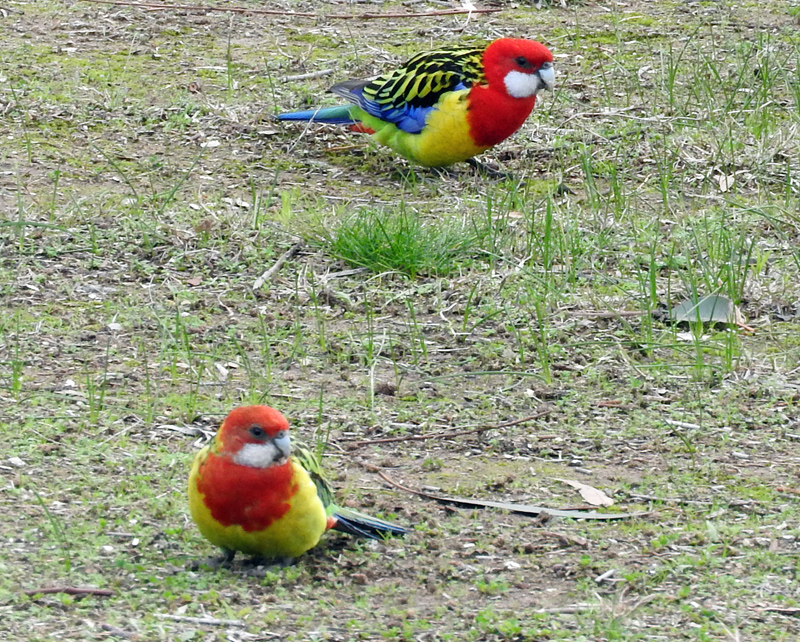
[278,38,555,167]
[188,405,408,563]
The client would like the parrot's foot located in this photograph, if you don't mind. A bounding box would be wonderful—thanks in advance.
[190,548,236,571]
[240,555,297,576]
[466,158,513,180]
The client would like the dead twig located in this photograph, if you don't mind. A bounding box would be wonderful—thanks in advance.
[100,623,137,639]
[594,568,618,584]
[24,586,115,597]
[570,310,648,319]
[282,69,334,83]
[79,0,502,20]
[253,242,303,289]
[756,606,800,616]
[534,604,595,614]
[156,614,244,626]
[349,408,554,447]
[624,491,757,508]
[539,530,589,547]
[377,471,649,520]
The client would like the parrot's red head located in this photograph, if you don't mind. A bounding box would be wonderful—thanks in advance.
[483,38,555,99]
[215,405,292,468]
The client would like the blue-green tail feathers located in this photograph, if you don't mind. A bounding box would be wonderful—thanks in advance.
[277,105,356,125]
[331,506,410,540]
[292,444,409,540]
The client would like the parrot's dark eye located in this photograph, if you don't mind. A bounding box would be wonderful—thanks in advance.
[249,425,267,439]
[515,56,532,69]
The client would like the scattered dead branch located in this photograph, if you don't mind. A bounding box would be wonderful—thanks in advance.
[80,0,503,20]
[756,606,800,616]
[156,614,245,626]
[570,310,648,319]
[24,586,115,597]
[378,470,649,520]
[594,568,619,584]
[539,530,589,547]
[253,242,304,289]
[100,623,137,639]
[534,604,596,615]
[349,408,554,447]
[624,491,758,508]
[282,69,334,83]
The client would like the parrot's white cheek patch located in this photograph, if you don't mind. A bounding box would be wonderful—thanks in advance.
[235,443,287,468]
[504,65,555,98]
[504,70,543,98]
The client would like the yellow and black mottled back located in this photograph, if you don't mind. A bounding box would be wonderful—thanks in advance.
[331,45,486,112]
[365,46,486,109]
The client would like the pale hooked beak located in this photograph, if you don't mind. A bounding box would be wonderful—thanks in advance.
[537,61,555,93]
[273,432,291,461]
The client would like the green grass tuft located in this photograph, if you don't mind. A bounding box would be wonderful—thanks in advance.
[313,205,489,277]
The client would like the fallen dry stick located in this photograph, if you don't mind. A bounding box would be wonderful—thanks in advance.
[253,242,303,289]
[539,530,589,547]
[80,0,503,20]
[378,471,649,521]
[156,614,245,627]
[282,69,335,83]
[24,586,115,597]
[350,408,554,447]
[756,606,800,616]
[776,486,800,497]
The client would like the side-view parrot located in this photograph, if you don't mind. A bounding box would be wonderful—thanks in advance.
[277,38,555,167]
[188,405,409,564]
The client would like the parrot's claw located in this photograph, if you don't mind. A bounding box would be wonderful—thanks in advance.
[466,158,514,180]
[244,555,297,568]
[240,555,297,576]
[191,548,236,571]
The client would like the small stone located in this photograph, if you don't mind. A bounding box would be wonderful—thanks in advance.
[374,381,397,396]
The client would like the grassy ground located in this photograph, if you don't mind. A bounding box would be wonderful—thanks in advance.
[2,0,800,640]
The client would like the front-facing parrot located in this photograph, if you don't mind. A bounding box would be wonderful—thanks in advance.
[188,405,409,563]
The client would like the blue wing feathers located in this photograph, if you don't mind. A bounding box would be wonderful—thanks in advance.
[329,79,470,134]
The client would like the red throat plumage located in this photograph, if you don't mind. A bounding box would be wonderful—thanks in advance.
[197,405,297,532]
[196,456,297,532]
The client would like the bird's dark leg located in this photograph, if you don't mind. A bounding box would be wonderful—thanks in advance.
[192,547,236,570]
[242,555,297,568]
[466,158,513,180]
[240,555,298,576]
